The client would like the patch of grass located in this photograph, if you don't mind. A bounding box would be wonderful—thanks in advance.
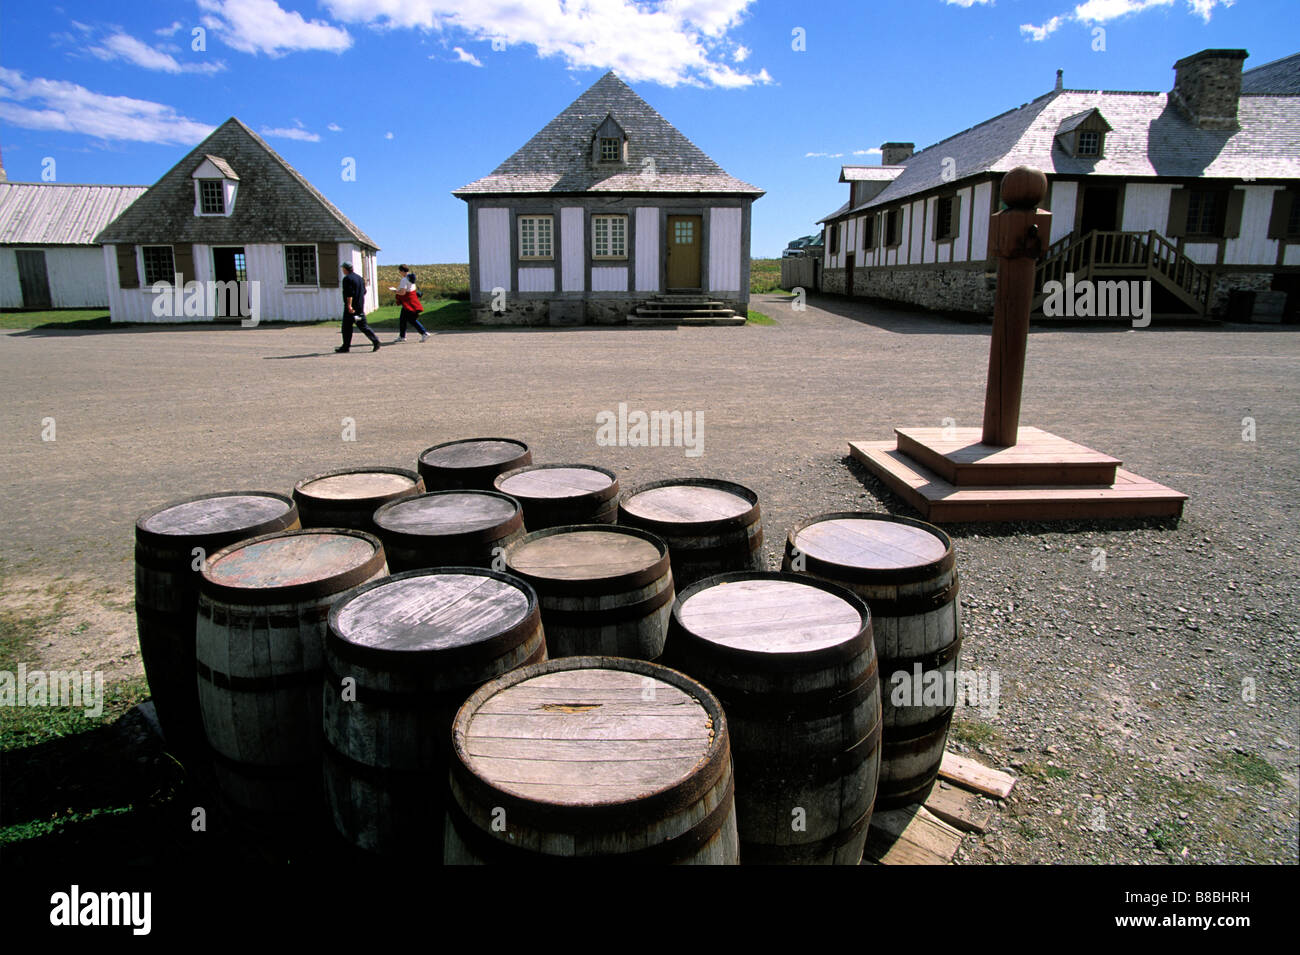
[0,805,135,845]
[310,299,473,330]
[951,718,1001,747]
[746,309,776,326]
[0,674,152,751]
[1210,750,1283,787]
[376,264,469,305]
[1016,822,1042,840]
[1149,820,1181,852]
[0,310,112,330]
[750,258,782,294]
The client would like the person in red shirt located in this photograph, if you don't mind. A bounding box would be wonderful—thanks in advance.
[388,265,428,342]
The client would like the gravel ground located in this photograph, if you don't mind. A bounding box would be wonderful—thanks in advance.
[1,294,1296,865]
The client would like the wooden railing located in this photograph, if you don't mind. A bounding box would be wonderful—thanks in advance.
[1033,230,1212,314]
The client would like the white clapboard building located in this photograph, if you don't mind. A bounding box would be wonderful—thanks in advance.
[0,166,146,309]
[95,117,378,323]
[818,48,1300,320]
[454,72,764,325]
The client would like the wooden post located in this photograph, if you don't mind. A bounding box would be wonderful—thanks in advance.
[981,168,1052,448]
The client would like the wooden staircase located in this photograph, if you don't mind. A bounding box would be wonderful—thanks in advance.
[1032,229,1213,315]
[628,293,745,326]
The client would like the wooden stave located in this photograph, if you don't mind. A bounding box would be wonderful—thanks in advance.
[373,490,526,572]
[417,438,532,492]
[444,655,738,864]
[618,478,765,589]
[504,524,675,660]
[493,463,620,531]
[292,466,424,533]
[322,568,548,856]
[133,491,300,756]
[195,533,388,815]
[663,571,881,864]
[782,513,961,809]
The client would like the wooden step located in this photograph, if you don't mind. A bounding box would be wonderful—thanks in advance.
[627,314,746,326]
[896,426,1120,487]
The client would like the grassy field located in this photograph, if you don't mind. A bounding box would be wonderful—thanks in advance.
[749,257,783,293]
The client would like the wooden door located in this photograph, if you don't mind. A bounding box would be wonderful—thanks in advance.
[845,252,855,298]
[1079,186,1120,235]
[666,215,702,289]
[212,247,247,320]
[15,250,51,309]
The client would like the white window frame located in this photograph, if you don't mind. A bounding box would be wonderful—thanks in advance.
[284,244,320,286]
[518,215,554,261]
[592,214,628,260]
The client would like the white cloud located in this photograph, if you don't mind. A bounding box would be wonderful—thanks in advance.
[328,122,342,132]
[197,0,352,56]
[89,32,226,74]
[453,46,483,67]
[852,148,883,156]
[1020,15,1065,40]
[805,151,844,158]
[261,119,320,141]
[1184,0,1233,21]
[156,21,184,36]
[320,0,769,87]
[0,67,213,145]
[732,44,749,62]
[942,0,994,6]
[385,131,394,139]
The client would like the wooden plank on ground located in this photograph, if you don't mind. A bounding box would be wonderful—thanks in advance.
[938,751,1016,800]
[864,806,963,866]
[924,781,994,833]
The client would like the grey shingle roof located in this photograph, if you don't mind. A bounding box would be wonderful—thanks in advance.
[1242,52,1300,94]
[202,155,240,180]
[453,72,762,197]
[823,84,1300,220]
[840,166,904,182]
[0,183,147,245]
[95,118,377,249]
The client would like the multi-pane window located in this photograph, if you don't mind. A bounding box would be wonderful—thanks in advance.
[885,210,901,247]
[199,180,225,214]
[1186,190,1223,236]
[593,215,627,259]
[230,251,247,281]
[828,223,839,255]
[863,215,876,249]
[935,196,956,240]
[599,138,621,162]
[141,246,175,285]
[1077,131,1101,157]
[674,219,695,245]
[519,215,554,259]
[285,245,318,285]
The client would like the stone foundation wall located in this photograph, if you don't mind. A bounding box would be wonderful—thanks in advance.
[822,267,994,314]
[1209,272,1274,317]
[470,296,748,325]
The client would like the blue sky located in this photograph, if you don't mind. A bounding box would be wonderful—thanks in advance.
[0,0,1292,259]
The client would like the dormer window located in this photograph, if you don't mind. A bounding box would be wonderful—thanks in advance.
[591,114,627,166]
[1077,130,1101,157]
[600,138,621,162]
[191,154,239,217]
[199,180,225,214]
[1054,109,1111,159]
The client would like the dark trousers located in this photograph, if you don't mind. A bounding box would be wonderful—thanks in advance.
[342,311,379,348]
[399,308,428,337]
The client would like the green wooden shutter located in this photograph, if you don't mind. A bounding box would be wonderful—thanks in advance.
[1223,188,1245,239]
[1267,189,1293,239]
[173,244,195,285]
[1166,188,1190,238]
[115,245,139,289]
[318,243,339,287]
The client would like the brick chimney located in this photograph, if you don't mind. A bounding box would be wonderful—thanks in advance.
[1055,69,1063,91]
[1170,48,1248,130]
[880,142,914,165]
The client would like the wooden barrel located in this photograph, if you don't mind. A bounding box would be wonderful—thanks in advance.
[617,478,764,589]
[783,512,959,809]
[493,464,619,529]
[323,567,546,856]
[372,490,525,572]
[503,525,674,660]
[417,438,532,491]
[292,466,424,533]
[134,491,299,756]
[195,528,387,815]
[664,572,881,864]
[445,655,738,864]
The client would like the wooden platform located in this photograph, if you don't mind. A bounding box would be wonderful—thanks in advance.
[863,752,1015,865]
[850,427,1187,524]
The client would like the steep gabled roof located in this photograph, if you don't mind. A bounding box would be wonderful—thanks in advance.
[453,72,762,197]
[1242,51,1300,94]
[96,117,377,249]
[0,183,147,245]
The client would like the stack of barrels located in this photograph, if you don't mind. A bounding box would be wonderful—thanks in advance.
[134,435,962,864]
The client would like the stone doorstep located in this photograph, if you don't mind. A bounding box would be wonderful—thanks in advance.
[627,314,746,326]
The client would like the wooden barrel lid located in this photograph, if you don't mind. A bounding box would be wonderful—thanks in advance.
[504,525,669,594]
[671,572,872,668]
[495,464,616,501]
[451,656,729,829]
[201,528,385,604]
[787,512,953,583]
[328,568,538,669]
[295,467,419,503]
[620,479,758,530]
[420,438,530,470]
[136,491,296,548]
[374,491,522,540]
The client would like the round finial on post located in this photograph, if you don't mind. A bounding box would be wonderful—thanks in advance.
[1000,166,1048,210]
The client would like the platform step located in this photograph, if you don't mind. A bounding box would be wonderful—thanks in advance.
[627,314,746,326]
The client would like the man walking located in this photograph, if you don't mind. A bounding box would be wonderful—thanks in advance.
[337,261,380,353]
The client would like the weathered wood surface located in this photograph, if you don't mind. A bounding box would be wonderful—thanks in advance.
[666,572,880,865]
[374,491,523,571]
[205,531,381,592]
[793,517,947,570]
[896,426,1120,487]
[938,751,1017,800]
[864,805,964,866]
[505,527,674,659]
[495,464,618,530]
[134,491,299,756]
[324,569,546,857]
[293,467,423,533]
[418,438,532,491]
[924,780,994,833]
[445,658,738,863]
[618,480,764,589]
